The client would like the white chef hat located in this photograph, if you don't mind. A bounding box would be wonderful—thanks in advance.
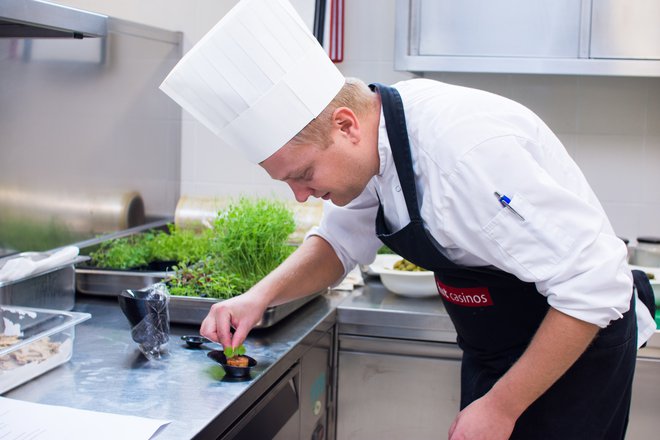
[159,0,345,164]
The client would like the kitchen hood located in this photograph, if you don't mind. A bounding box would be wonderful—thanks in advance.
[0,0,107,38]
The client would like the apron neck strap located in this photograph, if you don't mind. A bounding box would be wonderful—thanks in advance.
[370,83,422,222]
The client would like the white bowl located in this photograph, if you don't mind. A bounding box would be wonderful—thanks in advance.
[363,254,400,277]
[369,255,437,298]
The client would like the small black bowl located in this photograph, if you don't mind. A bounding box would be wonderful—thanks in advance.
[207,350,257,379]
[181,335,210,348]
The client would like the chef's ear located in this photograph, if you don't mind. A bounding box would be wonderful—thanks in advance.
[332,107,360,140]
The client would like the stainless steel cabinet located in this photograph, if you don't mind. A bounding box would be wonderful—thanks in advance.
[416,0,581,59]
[219,326,334,440]
[395,0,660,76]
[300,327,334,440]
[336,335,461,440]
[336,335,660,440]
[628,356,660,439]
[219,365,301,440]
[591,0,660,60]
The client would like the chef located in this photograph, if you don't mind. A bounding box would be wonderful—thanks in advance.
[160,0,657,438]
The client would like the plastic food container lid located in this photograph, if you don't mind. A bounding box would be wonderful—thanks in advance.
[1,306,91,394]
[0,306,91,356]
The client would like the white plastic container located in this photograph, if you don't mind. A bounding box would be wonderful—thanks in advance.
[0,254,88,311]
[0,306,90,394]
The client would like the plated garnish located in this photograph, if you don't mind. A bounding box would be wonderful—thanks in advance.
[393,258,429,272]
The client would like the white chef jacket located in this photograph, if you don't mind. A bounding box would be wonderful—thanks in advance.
[309,78,655,346]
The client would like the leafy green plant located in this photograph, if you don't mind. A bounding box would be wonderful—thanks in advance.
[166,198,295,297]
[89,234,152,269]
[89,224,214,270]
[167,258,242,299]
[148,225,213,263]
[224,344,246,358]
[210,197,296,292]
[91,197,296,299]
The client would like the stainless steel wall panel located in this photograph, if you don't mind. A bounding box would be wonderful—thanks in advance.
[0,18,182,254]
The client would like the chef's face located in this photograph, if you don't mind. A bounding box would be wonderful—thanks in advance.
[260,108,376,206]
[260,140,363,206]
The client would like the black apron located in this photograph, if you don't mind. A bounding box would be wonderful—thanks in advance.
[371,83,638,439]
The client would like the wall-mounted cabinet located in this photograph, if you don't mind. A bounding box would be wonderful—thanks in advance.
[590,0,660,60]
[395,0,660,76]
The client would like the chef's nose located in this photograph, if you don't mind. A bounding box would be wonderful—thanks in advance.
[288,181,313,203]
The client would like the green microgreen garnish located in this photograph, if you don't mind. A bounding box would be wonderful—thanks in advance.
[224,344,246,358]
[89,224,213,270]
[209,197,295,291]
[89,197,296,300]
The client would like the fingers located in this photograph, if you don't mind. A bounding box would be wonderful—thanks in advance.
[199,293,265,351]
[230,322,251,350]
[200,303,233,348]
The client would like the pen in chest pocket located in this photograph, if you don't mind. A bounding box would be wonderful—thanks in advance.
[493,191,525,221]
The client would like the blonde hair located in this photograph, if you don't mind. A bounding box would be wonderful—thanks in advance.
[290,77,376,148]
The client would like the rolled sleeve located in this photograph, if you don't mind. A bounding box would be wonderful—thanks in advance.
[536,234,632,328]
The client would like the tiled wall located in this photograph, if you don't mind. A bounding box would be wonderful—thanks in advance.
[57,0,660,242]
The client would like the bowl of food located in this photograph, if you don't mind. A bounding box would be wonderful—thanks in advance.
[369,255,437,298]
[207,349,257,379]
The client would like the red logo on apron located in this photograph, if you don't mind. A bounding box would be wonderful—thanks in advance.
[436,279,494,307]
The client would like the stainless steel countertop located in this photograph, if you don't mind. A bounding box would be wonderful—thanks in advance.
[2,281,457,439]
[340,280,660,354]
[338,279,458,343]
[4,279,655,439]
[3,281,457,440]
[4,291,347,439]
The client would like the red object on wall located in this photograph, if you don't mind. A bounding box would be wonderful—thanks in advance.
[329,0,344,63]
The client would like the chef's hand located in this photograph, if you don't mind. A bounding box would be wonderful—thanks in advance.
[447,308,599,440]
[200,289,268,350]
[448,394,516,440]
[199,236,344,350]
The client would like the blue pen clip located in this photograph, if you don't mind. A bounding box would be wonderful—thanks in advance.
[494,191,525,221]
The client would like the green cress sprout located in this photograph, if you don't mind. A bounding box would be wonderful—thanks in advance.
[224,344,246,358]
[90,197,296,300]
